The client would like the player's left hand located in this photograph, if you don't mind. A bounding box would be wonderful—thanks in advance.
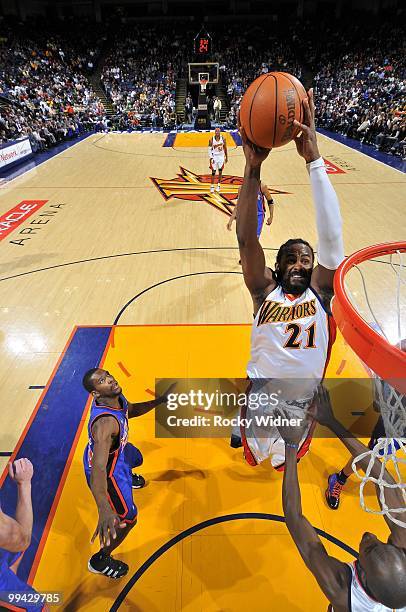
[266,216,272,225]
[238,112,271,168]
[293,88,320,163]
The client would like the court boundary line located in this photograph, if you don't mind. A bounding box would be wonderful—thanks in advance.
[0,326,112,586]
[109,512,358,611]
[28,326,114,584]
[0,246,401,283]
[0,134,94,188]
[114,270,243,324]
[320,131,405,175]
[0,326,78,488]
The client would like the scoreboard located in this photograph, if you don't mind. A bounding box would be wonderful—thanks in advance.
[194,31,212,56]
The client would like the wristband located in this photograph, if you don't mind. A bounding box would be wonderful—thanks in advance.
[306,156,324,173]
[285,442,299,450]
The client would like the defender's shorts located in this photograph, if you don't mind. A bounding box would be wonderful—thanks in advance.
[84,442,143,523]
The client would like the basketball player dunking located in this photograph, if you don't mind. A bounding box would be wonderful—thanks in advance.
[278,386,406,611]
[82,369,172,578]
[208,127,228,193]
[235,89,344,469]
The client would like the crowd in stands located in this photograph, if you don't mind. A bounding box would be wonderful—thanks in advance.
[101,26,191,130]
[217,25,301,130]
[314,22,405,157]
[221,20,405,158]
[0,16,404,161]
[0,19,106,150]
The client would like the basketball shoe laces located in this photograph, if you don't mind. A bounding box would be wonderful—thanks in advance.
[331,479,343,498]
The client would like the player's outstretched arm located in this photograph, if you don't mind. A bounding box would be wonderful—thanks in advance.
[294,90,344,302]
[90,417,126,548]
[279,426,350,608]
[128,383,176,418]
[0,459,34,552]
[237,126,275,311]
[0,512,30,553]
[311,386,406,547]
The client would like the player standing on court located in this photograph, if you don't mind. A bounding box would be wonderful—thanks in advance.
[278,385,406,611]
[82,368,172,579]
[209,127,228,193]
[234,89,345,469]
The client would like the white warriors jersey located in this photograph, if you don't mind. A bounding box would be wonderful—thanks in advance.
[211,135,225,157]
[333,562,406,612]
[247,285,335,401]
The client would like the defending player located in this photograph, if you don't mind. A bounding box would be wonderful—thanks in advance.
[82,368,171,579]
[235,89,344,469]
[0,459,49,612]
[278,385,406,611]
[209,127,228,192]
[227,182,274,238]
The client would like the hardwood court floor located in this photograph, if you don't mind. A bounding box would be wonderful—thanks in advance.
[0,132,405,611]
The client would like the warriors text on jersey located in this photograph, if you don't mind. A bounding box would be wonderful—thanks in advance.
[247,285,336,401]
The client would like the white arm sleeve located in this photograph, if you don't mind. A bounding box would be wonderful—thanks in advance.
[208,143,212,158]
[307,157,345,270]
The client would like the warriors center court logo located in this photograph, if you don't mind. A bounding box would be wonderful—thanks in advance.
[150,167,290,216]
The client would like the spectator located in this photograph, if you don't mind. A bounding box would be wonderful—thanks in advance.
[185,94,193,124]
[214,96,222,122]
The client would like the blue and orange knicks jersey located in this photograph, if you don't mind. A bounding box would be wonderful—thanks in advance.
[84,394,129,474]
[83,395,138,523]
[257,189,266,215]
[256,188,266,237]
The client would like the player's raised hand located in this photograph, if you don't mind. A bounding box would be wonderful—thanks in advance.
[91,508,126,548]
[308,385,336,427]
[8,458,34,485]
[293,89,320,163]
[160,382,177,403]
[238,112,271,168]
[275,409,308,445]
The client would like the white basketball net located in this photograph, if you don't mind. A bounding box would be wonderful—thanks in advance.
[345,249,406,526]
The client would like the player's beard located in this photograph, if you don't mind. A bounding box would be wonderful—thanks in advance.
[281,268,312,295]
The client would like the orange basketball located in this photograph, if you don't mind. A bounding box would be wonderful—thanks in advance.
[239,72,307,149]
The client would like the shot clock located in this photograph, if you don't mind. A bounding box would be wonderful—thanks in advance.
[194,30,212,55]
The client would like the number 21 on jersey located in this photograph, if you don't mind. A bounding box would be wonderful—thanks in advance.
[283,322,316,349]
